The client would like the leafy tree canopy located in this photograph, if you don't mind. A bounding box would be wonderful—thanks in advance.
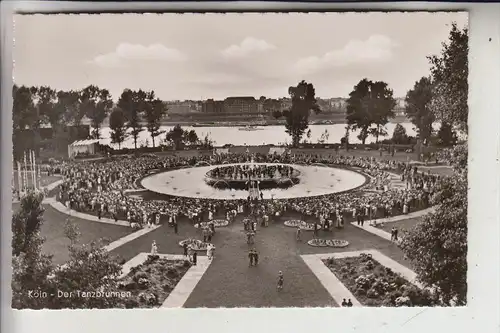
[346,78,396,144]
[400,143,467,305]
[428,23,468,133]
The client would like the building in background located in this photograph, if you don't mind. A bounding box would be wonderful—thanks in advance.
[202,99,225,113]
[224,96,258,113]
[166,100,200,114]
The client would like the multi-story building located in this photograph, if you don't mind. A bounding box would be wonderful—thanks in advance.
[224,96,259,113]
[202,99,225,113]
[166,100,199,114]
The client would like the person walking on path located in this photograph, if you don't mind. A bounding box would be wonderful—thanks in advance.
[277,271,284,291]
[173,220,178,234]
[192,251,197,266]
[248,250,254,266]
[183,243,188,257]
[341,299,347,307]
[347,299,353,307]
[253,249,259,266]
[296,227,302,242]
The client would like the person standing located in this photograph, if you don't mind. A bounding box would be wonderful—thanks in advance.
[296,227,302,242]
[253,249,259,266]
[151,240,158,255]
[192,250,197,266]
[347,299,353,307]
[207,228,213,243]
[202,227,208,242]
[173,220,178,234]
[183,242,188,257]
[313,223,319,236]
[248,249,254,266]
[277,271,284,291]
[341,299,347,307]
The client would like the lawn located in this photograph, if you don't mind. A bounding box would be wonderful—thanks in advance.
[11,203,133,265]
[375,217,424,234]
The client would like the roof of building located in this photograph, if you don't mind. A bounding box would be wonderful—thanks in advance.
[70,139,100,146]
[224,96,256,101]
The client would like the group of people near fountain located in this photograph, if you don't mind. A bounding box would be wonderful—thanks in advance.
[207,164,296,181]
[53,152,440,234]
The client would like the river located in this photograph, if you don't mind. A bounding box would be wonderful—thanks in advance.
[97,123,430,149]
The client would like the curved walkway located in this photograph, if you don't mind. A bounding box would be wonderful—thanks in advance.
[43,197,160,253]
[350,206,436,241]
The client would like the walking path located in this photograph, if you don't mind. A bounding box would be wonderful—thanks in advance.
[45,197,131,227]
[104,226,161,252]
[351,207,435,241]
[301,253,361,307]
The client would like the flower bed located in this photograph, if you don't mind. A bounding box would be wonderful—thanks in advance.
[322,253,436,307]
[307,239,349,248]
[194,219,229,228]
[283,220,315,230]
[117,256,191,308]
[178,239,213,251]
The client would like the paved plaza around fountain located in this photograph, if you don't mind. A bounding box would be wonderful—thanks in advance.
[23,166,437,308]
[141,163,368,200]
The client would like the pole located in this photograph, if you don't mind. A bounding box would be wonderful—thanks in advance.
[17,161,22,199]
[38,165,42,190]
[28,150,32,190]
[23,151,28,192]
[32,150,37,191]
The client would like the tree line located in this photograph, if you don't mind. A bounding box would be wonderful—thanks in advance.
[276,23,467,148]
[12,85,172,154]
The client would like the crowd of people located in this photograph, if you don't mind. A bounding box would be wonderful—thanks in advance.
[53,152,441,231]
[206,163,298,181]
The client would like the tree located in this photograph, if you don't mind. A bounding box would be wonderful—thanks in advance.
[12,193,125,309]
[405,77,435,143]
[80,85,113,139]
[346,78,396,144]
[437,122,458,146]
[35,86,58,128]
[117,89,144,150]
[109,108,128,149]
[165,124,185,150]
[274,80,320,147]
[184,129,199,145]
[144,91,167,148]
[12,192,56,309]
[400,143,467,305]
[50,222,123,309]
[428,23,468,134]
[392,123,408,144]
[12,85,37,131]
[12,85,39,160]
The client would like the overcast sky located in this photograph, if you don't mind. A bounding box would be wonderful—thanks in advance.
[13,12,467,101]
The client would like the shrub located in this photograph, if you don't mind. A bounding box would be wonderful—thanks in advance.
[132,271,148,283]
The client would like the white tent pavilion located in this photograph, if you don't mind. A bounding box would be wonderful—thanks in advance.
[68,139,100,158]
